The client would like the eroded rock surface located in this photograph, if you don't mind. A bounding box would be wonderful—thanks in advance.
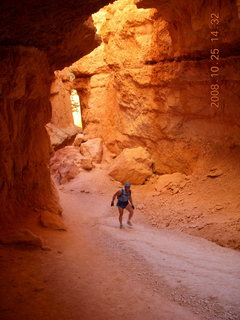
[155,173,190,194]
[50,147,82,184]
[72,0,240,176]
[73,133,85,147]
[0,47,62,223]
[50,146,96,184]
[50,68,74,129]
[0,0,112,224]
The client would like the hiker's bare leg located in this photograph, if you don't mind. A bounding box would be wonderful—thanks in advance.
[118,207,124,228]
[126,204,134,225]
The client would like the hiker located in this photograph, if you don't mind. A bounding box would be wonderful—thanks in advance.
[111,183,135,229]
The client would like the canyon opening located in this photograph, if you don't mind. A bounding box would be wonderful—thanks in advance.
[0,0,240,320]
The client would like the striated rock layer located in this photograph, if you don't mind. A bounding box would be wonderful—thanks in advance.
[0,0,113,225]
[72,0,240,175]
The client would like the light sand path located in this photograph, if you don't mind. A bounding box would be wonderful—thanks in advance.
[0,170,239,320]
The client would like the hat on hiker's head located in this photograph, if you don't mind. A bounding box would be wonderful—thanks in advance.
[125,183,131,187]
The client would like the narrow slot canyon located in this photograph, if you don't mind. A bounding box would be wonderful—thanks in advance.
[0,1,240,320]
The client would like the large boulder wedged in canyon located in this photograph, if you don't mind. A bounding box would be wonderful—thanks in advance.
[73,0,240,175]
[109,147,153,184]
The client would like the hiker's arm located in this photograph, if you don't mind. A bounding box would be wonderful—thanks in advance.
[112,191,121,201]
[111,191,121,206]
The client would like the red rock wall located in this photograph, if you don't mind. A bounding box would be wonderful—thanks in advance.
[0,0,113,225]
[50,68,74,129]
[72,0,240,174]
[0,46,61,223]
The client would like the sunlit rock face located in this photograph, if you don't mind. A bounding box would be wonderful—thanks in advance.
[50,68,74,129]
[0,0,112,225]
[47,68,81,150]
[72,0,240,174]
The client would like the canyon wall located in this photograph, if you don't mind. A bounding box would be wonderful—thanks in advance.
[72,0,240,175]
[0,0,112,225]
[50,68,74,129]
[0,0,239,226]
[47,68,81,151]
[0,46,61,224]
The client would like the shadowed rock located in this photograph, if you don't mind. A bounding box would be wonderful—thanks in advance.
[0,229,43,248]
[40,211,67,231]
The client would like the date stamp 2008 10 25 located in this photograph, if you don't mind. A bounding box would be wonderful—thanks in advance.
[210,13,220,109]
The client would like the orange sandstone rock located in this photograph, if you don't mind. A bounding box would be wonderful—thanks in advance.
[80,138,103,163]
[73,133,85,147]
[72,0,240,176]
[109,147,153,184]
[50,68,74,129]
[0,0,112,224]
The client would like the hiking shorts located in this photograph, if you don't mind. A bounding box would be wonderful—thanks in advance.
[117,200,129,209]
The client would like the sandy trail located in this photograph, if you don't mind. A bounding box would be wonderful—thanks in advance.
[0,170,240,320]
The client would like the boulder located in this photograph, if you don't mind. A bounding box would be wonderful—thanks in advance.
[155,172,189,193]
[108,147,153,184]
[46,123,81,151]
[80,158,94,170]
[80,138,103,163]
[50,146,95,184]
[58,164,81,184]
[0,229,43,248]
[50,146,82,184]
[73,133,85,147]
[40,211,67,230]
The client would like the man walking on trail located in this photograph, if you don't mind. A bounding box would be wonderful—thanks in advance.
[111,183,135,229]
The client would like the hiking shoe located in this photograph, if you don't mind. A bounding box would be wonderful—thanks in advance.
[127,221,133,227]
